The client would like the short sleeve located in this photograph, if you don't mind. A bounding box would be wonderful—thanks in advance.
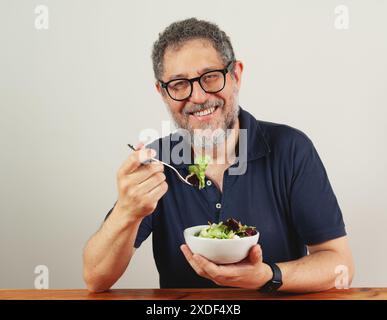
[133,214,153,248]
[289,134,346,245]
[103,202,153,249]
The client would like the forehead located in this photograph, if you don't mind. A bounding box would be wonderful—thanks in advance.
[162,39,223,80]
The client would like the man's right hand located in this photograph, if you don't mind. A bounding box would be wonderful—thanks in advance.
[115,142,168,221]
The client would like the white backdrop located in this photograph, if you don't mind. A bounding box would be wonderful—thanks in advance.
[0,0,386,288]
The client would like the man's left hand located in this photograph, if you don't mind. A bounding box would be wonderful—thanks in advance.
[180,244,273,289]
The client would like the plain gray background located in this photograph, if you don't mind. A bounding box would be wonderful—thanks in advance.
[1,0,386,289]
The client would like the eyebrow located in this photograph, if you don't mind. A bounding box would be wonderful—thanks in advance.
[166,65,221,82]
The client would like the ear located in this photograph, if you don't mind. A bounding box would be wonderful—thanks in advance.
[231,60,244,90]
[155,81,162,94]
[156,81,169,103]
[156,81,168,98]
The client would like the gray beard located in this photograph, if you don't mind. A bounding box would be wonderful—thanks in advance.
[167,97,240,149]
[191,105,239,149]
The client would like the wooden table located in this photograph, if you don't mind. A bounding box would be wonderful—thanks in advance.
[1,288,387,300]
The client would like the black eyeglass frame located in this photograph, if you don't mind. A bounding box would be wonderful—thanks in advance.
[158,61,234,101]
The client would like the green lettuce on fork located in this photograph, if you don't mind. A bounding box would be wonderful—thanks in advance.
[186,155,211,189]
[195,218,258,239]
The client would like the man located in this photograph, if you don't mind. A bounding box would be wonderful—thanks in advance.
[83,18,354,292]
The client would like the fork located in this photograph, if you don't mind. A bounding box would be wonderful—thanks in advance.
[127,144,194,187]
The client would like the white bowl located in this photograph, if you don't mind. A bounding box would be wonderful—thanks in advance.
[183,225,260,264]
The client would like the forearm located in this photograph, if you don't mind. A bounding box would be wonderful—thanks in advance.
[83,206,142,292]
[276,250,354,293]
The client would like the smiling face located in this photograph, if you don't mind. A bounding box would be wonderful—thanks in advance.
[156,39,244,148]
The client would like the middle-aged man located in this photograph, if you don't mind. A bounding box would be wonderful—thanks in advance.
[83,18,354,293]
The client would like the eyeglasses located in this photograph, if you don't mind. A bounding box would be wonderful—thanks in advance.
[159,61,234,101]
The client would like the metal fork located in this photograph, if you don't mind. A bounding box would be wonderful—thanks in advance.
[127,144,194,187]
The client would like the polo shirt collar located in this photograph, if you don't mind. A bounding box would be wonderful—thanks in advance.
[239,106,271,162]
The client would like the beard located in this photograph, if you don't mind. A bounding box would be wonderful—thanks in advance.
[166,87,240,149]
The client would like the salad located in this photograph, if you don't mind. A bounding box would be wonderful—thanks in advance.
[195,218,257,239]
[187,155,211,189]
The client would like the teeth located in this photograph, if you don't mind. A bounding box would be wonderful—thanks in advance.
[193,107,215,117]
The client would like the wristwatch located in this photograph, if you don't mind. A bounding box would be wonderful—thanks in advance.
[259,263,283,293]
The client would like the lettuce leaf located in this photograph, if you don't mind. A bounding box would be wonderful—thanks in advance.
[195,218,257,239]
[188,155,211,189]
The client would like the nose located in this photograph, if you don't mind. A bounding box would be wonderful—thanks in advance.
[188,80,209,104]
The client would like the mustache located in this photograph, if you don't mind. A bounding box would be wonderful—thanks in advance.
[182,100,224,115]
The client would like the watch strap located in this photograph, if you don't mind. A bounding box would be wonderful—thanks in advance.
[259,263,283,293]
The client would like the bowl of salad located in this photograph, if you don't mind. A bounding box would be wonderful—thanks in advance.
[183,218,259,264]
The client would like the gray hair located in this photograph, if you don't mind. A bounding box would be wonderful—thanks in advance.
[151,18,236,80]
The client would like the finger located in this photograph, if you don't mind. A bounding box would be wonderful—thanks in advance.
[129,162,164,185]
[192,255,236,286]
[180,245,211,280]
[180,244,193,258]
[145,179,168,202]
[138,147,156,164]
[194,254,241,280]
[248,245,262,265]
[182,250,210,279]
[118,148,156,177]
[137,171,166,194]
[135,142,145,150]
[131,142,152,164]
[193,254,222,278]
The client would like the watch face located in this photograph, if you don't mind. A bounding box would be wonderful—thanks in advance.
[268,281,282,292]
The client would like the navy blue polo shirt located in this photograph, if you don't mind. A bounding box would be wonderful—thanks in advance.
[105,107,346,288]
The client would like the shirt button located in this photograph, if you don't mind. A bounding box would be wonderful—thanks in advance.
[215,203,222,209]
[206,180,212,186]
